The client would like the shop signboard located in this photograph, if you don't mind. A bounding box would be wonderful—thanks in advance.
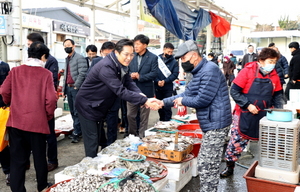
[52,20,90,36]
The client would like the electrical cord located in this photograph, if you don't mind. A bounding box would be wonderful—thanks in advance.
[2,35,14,45]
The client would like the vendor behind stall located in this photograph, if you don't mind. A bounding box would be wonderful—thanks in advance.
[220,48,283,177]
[153,40,232,192]
[75,39,160,158]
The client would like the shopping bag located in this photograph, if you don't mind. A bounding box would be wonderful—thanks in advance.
[0,107,9,152]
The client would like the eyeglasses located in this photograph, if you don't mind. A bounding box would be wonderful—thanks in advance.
[121,52,135,58]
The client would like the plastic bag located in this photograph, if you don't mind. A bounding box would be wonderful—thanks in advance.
[0,107,9,152]
[209,11,231,37]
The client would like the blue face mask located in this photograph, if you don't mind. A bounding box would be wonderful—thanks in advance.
[262,63,275,72]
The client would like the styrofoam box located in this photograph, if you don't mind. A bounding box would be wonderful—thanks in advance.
[54,108,63,118]
[255,164,300,184]
[191,157,199,177]
[160,169,192,192]
[162,158,193,181]
[153,177,168,191]
[145,127,157,137]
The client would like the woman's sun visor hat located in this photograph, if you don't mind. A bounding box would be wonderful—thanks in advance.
[174,40,198,59]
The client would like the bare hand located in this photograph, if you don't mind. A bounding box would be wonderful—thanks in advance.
[173,97,183,106]
[247,104,258,114]
[158,80,165,87]
[144,98,162,110]
[131,72,138,79]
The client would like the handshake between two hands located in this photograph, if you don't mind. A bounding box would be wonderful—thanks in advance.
[143,97,184,111]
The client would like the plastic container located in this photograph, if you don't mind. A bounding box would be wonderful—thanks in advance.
[63,97,70,111]
[190,143,201,157]
[243,161,298,192]
[189,119,199,124]
[177,124,202,139]
[266,109,293,122]
[259,117,300,171]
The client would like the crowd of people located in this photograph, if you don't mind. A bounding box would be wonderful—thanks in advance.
[0,31,299,192]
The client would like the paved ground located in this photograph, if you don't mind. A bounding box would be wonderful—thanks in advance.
[0,98,259,192]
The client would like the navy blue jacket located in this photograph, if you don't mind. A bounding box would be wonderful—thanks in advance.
[75,52,148,121]
[45,54,59,89]
[163,58,232,132]
[0,61,10,107]
[87,56,103,75]
[275,54,289,84]
[154,54,179,91]
[129,49,158,98]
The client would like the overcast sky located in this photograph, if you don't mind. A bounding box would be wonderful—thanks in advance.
[22,0,299,24]
[215,0,299,24]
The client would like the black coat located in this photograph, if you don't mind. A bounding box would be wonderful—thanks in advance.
[154,54,179,91]
[0,61,10,107]
[75,52,148,121]
[45,54,59,89]
[288,48,300,81]
[129,49,158,98]
[275,54,289,84]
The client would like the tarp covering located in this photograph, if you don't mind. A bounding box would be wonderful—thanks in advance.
[145,0,212,41]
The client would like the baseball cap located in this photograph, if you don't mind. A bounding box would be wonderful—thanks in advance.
[174,40,198,59]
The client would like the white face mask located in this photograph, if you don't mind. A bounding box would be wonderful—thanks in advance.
[207,57,212,61]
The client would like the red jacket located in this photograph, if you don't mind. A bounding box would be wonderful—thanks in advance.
[233,62,282,94]
[1,65,57,134]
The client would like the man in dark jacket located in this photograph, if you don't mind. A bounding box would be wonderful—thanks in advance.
[75,39,160,157]
[285,42,300,100]
[27,33,59,172]
[154,43,179,121]
[85,44,98,68]
[128,34,158,138]
[241,45,258,68]
[154,40,232,192]
[0,60,10,186]
[87,42,118,148]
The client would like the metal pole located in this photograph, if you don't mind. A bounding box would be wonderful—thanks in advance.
[129,0,138,39]
[90,0,95,44]
[6,0,23,68]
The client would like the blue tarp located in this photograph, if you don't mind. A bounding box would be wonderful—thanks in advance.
[145,0,212,41]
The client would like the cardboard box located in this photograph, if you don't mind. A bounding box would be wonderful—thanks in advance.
[138,144,193,162]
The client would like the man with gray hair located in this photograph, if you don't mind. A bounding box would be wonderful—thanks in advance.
[153,40,232,192]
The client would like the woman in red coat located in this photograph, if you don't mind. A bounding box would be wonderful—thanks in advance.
[0,42,57,192]
[220,48,283,177]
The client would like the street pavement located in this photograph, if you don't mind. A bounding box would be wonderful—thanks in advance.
[0,98,259,192]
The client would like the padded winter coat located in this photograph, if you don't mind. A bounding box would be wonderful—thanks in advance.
[163,58,232,132]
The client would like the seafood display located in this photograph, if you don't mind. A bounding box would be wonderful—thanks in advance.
[103,156,167,179]
[141,133,194,151]
[50,171,156,192]
[119,150,146,161]
[100,136,142,156]
[62,155,118,177]
[153,121,182,132]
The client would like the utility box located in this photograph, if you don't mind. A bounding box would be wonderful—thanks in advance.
[0,15,13,36]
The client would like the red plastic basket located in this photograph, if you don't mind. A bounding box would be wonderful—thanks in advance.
[177,124,202,139]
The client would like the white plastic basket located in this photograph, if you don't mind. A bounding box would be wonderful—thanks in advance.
[259,117,300,172]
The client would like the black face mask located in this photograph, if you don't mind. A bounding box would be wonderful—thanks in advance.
[181,61,194,72]
[64,47,73,54]
[165,54,172,59]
